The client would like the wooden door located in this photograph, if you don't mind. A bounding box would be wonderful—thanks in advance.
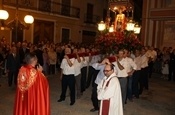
[33,19,54,44]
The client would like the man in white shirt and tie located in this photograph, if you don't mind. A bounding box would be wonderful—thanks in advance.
[123,49,137,102]
[133,49,142,98]
[140,48,149,94]
[113,50,128,107]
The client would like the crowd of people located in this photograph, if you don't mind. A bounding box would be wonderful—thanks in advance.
[0,37,175,115]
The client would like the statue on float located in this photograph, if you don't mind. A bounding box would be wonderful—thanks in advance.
[114,8,127,32]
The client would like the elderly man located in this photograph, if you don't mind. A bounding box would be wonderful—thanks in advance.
[97,64,123,115]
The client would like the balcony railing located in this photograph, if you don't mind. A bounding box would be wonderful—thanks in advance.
[84,14,100,24]
[2,0,80,18]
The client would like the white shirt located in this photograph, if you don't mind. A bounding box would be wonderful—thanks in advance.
[94,54,101,63]
[141,54,149,68]
[89,55,95,66]
[150,50,157,61]
[92,63,105,85]
[74,57,82,76]
[60,58,75,75]
[124,57,137,73]
[145,50,152,58]
[130,53,135,60]
[81,56,89,67]
[134,56,142,70]
[89,55,101,66]
[146,50,157,61]
[113,59,128,78]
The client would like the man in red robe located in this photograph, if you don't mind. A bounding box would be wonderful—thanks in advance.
[14,53,50,115]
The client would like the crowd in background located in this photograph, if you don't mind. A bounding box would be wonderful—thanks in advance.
[0,38,174,81]
[0,37,175,112]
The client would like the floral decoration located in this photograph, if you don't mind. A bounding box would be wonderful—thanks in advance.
[96,30,143,54]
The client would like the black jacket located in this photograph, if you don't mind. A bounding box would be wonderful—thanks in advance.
[6,53,20,72]
[34,49,44,66]
[19,48,30,64]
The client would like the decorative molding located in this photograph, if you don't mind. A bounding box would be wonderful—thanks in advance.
[149,9,175,18]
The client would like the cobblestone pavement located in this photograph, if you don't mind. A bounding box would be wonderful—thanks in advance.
[0,73,175,115]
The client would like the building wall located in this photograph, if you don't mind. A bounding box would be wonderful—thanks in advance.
[141,0,175,49]
[0,0,106,44]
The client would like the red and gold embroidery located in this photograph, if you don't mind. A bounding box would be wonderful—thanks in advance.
[18,66,37,100]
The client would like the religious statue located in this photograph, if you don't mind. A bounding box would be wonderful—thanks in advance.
[114,9,126,31]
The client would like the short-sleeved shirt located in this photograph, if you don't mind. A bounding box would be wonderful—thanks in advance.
[60,58,75,75]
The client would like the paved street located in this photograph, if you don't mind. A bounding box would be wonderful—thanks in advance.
[0,73,175,115]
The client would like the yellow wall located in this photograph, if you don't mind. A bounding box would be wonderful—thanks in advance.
[0,30,11,43]
[1,0,106,44]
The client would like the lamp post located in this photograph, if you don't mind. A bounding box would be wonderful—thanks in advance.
[109,25,114,32]
[4,0,34,42]
[0,2,9,30]
[98,21,106,32]
[0,9,9,20]
[24,15,34,24]
[134,24,141,39]
[0,9,9,30]
[0,0,9,20]
[126,20,135,31]
[134,24,141,34]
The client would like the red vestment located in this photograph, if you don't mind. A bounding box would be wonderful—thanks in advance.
[13,65,50,115]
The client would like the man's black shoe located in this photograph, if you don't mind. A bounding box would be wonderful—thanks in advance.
[57,99,65,102]
[70,102,75,106]
[90,108,99,112]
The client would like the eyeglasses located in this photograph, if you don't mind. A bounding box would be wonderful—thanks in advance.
[103,70,112,72]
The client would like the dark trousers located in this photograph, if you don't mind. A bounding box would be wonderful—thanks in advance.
[118,77,128,107]
[81,66,87,92]
[132,70,141,98]
[49,64,55,75]
[127,75,133,100]
[75,74,81,97]
[86,66,95,88]
[148,61,154,78]
[168,65,175,81]
[8,70,18,87]
[0,68,3,77]
[139,67,149,94]
[60,74,75,103]
[91,83,99,110]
